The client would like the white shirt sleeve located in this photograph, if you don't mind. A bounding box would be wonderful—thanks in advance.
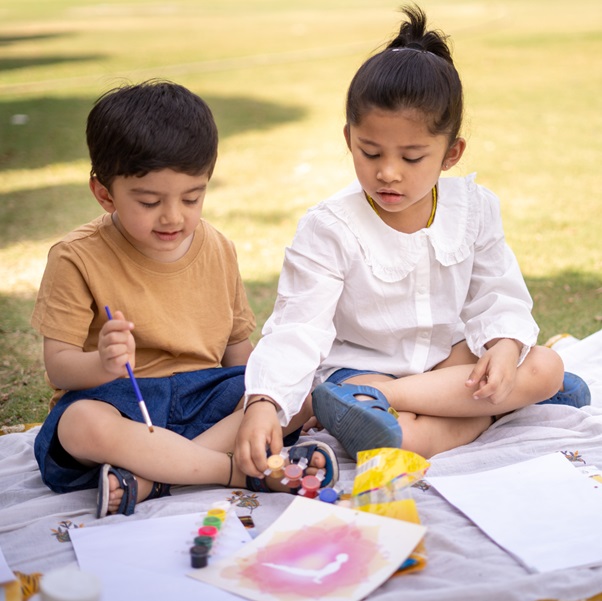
[461,186,539,361]
[244,209,346,426]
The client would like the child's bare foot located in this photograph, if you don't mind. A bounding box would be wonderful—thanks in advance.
[106,473,155,514]
[96,464,171,518]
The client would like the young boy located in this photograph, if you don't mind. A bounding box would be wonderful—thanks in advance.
[32,81,336,517]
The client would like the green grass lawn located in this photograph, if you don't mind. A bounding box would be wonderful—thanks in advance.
[1,0,601,426]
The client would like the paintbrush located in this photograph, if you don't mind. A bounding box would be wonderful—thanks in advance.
[104,305,154,433]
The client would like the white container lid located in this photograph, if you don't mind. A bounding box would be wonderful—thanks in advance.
[40,566,101,601]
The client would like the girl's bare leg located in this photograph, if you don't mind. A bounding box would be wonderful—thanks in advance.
[341,342,563,458]
[373,345,563,418]
[342,371,492,458]
[397,412,493,458]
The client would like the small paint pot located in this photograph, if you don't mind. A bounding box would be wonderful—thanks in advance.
[203,516,222,530]
[190,545,209,568]
[265,454,285,478]
[318,487,339,504]
[193,535,214,549]
[206,508,227,521]
[282,463,304,487]
[197,525,219,538]
[300,475,321,498]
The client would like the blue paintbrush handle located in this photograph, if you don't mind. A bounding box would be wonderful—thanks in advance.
[104,306,154,432]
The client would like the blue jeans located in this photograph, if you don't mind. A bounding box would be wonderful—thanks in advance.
[34,366,246,493]
[326,368,395,385]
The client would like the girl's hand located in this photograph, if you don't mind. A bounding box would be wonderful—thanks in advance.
[235,399,283,478]
[98,309,136,376]
[466,338,521,404]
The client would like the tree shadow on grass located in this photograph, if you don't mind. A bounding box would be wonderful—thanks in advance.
[0,177,298,249]
[0,93,306,171]
[0,33,65,45]
[0,183,100,249]
[0,54,104,73]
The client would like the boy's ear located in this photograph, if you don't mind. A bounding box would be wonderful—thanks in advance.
[442,137,466,171]
[89,177,115,213]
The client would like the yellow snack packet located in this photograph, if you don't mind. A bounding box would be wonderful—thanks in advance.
[352,448,430,506]
[352,449,430,575]
[358,499,427,575]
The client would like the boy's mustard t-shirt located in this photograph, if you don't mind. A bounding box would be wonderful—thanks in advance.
[31,213,255,406]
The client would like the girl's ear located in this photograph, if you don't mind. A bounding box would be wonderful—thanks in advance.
[89,177,116,213]
[343,123,351,150]
[442,137,466,171]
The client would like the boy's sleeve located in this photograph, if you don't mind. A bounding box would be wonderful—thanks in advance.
[31,242,96,348]
[227,269,256,345]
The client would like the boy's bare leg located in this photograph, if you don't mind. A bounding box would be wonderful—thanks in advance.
[58,399,323,514]
[193,395,312,452]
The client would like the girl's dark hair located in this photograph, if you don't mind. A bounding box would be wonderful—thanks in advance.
[86,80,218,189]
[345,4,463,143]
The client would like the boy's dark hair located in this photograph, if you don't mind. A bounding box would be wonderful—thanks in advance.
[86,80,218,189]
[345,4,463,144]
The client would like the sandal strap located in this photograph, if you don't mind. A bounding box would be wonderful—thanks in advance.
[109,467,138,516]
[246,475,272,493]
[147,481,171,500]
[288,443,317,465]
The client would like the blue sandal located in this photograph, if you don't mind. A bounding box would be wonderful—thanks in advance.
[312,382,402,460]
[246,440,339,493]
[537,372,591,409]
[96,464,171,518]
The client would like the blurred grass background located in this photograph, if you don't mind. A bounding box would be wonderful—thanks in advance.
[1,0,601,426]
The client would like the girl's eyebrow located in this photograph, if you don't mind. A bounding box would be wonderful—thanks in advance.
[356,136,429,150]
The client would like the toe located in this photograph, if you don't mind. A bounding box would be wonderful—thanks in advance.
[305,450,326,475]
[107,474,124,514]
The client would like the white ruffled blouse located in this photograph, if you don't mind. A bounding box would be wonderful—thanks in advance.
[245,174,539,426]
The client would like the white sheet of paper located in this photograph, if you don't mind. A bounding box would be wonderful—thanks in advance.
[0,543,15,585]
[427,452,602,573]
[70,511,250,600]
[190,495,426,601]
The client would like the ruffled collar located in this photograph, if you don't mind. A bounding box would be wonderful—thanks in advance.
[323,174,481,282]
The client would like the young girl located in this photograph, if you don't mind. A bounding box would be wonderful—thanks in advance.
[235,5,589,476]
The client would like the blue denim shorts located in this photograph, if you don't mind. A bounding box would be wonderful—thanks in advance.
[34,366,246,494]
[326,368,395,385]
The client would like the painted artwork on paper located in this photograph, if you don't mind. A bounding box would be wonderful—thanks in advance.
[189,496,426,601]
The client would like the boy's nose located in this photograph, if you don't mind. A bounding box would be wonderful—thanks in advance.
[160,204,182,225]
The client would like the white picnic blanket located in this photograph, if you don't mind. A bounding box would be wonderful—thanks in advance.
[1,329,601,601]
